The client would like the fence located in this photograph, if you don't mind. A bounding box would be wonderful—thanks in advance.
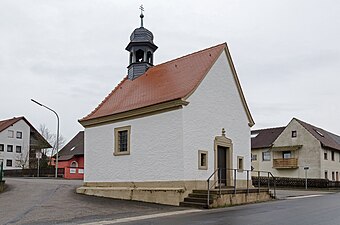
[4,168,64,178]
[252,176,340,188]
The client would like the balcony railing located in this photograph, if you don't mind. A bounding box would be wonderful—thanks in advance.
[273,158,298,169]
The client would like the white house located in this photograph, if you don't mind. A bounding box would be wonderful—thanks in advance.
[77,13,254,206]
[0,116,51,170]
[251,118,340,180]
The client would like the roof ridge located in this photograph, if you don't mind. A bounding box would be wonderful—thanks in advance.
[252,126,286,132]
[0,116,24,122]
[80,76,128,121]
[295,118,328,133]
[155,43,226,68]
[0,116,25,133]
[294,118,340,150]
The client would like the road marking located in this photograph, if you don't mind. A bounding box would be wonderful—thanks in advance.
[286,194,323,200]
[80,209,202,225]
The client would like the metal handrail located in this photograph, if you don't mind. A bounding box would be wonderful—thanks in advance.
[0,161,3,182]
[206,168,276,208]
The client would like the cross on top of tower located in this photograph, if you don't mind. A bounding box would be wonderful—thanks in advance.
[139,5,144,27]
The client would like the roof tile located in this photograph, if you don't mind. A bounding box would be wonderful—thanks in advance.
[81,43,226,121]
[251,127,285,149]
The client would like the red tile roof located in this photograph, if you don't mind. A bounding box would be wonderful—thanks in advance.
[0,116,24,133]
[80,43,226,121]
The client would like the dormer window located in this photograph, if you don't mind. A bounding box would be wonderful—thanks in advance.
[251,133,259,138]
[315,130,324,137]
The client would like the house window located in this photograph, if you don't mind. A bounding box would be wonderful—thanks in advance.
[336,172,339,181]
[16,131,22,139]
[198,150,208,170]
[325,171,328,179]
[6,159,12,167]
[291,130,297,138]
[70,161,78,168]
[262,151,271,161]
[114,126,131,156]
[237,156,244,171]
[332,171,335,181]
[282,151,292,159]
[8,130,14,138]
[0,144,4,151]
[331,151,335,161]
[251,154,257,161]
[324,151,328,160]
[16,146,22,153]
[7,145,13,152]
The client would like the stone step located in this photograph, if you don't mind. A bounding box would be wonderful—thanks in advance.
[184,197,213,204]
[179,201,208,209]
[188,193,218,199]
[193,188,270,195]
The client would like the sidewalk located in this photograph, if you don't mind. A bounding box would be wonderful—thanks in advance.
[273,188,336,200]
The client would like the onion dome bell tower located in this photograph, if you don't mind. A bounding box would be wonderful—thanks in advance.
[126,6,158,80]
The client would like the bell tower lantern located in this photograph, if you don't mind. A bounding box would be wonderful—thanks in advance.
[126,5,158,80]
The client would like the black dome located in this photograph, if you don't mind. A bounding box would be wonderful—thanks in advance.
[130,27,154,43]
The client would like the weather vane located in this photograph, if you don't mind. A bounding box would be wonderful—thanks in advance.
[139,5,144,27]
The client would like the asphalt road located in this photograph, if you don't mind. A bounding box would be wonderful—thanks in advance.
[116,192,340,225]
[0,178,183,225]
[1,178,339,225]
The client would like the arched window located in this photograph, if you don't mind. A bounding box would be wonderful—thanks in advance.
[136,49,144,62]
[147,51,153,64]
[70,161,78,168]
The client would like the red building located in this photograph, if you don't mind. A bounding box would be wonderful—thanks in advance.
[57,131,84,179]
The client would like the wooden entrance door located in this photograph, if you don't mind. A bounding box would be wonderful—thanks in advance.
[217,146,227,186]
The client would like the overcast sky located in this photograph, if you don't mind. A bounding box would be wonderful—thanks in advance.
[0,0,339,142]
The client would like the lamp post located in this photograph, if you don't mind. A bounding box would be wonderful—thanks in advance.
[31,99,59,178]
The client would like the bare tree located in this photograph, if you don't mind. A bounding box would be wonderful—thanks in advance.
[15,151,29,169]
[39,124,66,165]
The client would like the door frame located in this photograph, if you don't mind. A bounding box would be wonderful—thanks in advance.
[214,134,233,187]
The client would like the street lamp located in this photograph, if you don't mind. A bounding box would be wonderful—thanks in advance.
[31,99,59,178]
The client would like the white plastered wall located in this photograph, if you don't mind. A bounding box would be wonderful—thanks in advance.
[320,148,340,181]
[0,119,30,170]
[84,109,184,182]
[182,51,252,181]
